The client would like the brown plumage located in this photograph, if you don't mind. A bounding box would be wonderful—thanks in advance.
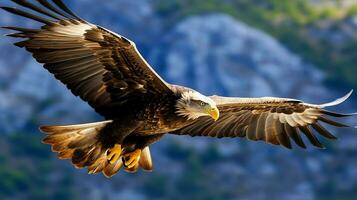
[172,95,356,149]
[2,0,356,177]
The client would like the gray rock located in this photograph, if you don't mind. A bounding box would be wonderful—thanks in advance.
[150,14,328,100]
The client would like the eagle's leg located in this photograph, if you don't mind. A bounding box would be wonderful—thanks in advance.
[107,144,122,164]
[122,134,165,168]
[98,119,142,165]
[122,149,142,168]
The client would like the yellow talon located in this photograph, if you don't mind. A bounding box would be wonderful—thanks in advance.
[123,149,141,169]
[125,163,139,173]
[107,144,122,164]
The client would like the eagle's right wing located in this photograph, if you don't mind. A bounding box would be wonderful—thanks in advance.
[172,91,356,149]
[2,0,172,118]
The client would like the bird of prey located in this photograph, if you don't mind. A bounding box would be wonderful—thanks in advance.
[2,0,356,177]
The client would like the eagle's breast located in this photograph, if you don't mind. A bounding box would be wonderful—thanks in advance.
[135,93,193,135]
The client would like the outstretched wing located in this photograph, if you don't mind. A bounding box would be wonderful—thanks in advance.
[172,91,356,149]
[2,0,171,118]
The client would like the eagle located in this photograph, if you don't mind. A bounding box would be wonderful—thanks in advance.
[2,0,356,177]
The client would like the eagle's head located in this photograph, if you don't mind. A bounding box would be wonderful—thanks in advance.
[176,91,220,121]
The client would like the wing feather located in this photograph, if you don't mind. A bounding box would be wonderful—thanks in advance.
[247,114,259,141]
[256,112,268,140]
[275,123,290,148]
[319,116,350,127]
[172,91,355,149]
[299,126,324,148]
[311,123,337,139]
[285,124,306,149]
[2,0,172,118]
[10,0,63,20]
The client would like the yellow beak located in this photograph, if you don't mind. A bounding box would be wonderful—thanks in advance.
[207,107,220,121]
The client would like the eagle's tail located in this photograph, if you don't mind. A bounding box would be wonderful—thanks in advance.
[40,121,152,177]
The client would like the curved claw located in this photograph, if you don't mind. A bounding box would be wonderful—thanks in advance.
[122,149,141,169]
[107,144,122,164]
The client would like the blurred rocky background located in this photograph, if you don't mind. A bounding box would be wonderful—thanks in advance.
[0,0,357,199]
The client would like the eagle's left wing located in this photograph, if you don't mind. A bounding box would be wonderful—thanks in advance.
[172,91,356,149]
[1,0,172,119]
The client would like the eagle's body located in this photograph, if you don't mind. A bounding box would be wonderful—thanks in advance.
[128,86,193,135]
[2,0,356,177]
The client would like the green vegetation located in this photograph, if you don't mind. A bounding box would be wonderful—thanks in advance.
[141,142,234,200]
[0,133,77,200]
[153,0,357,89]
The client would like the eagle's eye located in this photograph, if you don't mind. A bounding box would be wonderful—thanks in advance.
[200,101,207,106]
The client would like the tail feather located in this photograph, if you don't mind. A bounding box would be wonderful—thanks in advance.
[40,120,154,177]
[40,121,110,133]
[58,149,74,160]
[41,120,112,172]
[87,154,108,174]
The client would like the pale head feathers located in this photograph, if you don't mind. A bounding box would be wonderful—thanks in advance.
[176,91,217,120]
